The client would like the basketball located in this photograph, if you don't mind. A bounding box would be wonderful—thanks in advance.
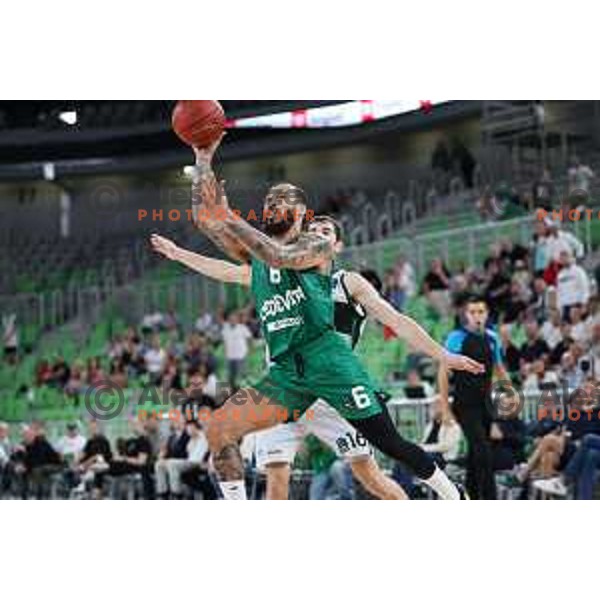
[171,100,226,148]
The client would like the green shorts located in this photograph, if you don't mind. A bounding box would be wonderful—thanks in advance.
[252,330,383,421]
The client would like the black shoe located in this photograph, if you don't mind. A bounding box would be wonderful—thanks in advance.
[457,484,470,499]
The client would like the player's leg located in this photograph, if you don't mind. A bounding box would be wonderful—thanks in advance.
[304,400,407,500]
[303,334,465,499]
[349,456,408,500]
[255,422,303,500]
[348,411,464,499]
[205,388,289,500]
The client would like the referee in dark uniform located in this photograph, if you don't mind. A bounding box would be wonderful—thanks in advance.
[444,295,509,499]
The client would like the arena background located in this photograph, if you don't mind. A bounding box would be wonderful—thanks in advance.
[1,99,599,499]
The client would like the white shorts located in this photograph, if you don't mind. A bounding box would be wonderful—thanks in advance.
[255,399,372,469]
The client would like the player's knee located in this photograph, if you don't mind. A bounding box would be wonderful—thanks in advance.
[266,463,290,500]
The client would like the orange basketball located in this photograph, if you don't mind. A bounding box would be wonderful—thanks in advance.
[171,100,226,148]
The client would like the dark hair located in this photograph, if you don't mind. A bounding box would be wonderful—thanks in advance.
[464,294,487,307]
[309,214,344,242]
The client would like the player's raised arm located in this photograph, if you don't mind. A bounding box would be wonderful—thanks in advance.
[343,271,484,374]
[150,234,251,286]
[189,141,251,264]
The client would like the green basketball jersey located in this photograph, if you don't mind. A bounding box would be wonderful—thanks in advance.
[250,257,334,360]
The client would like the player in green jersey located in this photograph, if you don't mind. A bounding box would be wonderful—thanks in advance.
[184,139,482,500]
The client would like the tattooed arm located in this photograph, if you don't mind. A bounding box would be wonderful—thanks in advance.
[190,178,251,263]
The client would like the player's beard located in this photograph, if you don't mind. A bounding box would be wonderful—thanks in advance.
[263,209,296,236]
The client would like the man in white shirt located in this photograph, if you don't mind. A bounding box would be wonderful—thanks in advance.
[144,335,166,384]
[568,156,595,194]
[221,311,253,389]
[56,423,87,463]
[180,421,217,499]
[545,222,584,262]
[556,250,591,320]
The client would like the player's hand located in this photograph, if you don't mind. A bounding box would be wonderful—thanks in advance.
[193,132,226,166]
[444,351,485,375]
[150,234,178,260]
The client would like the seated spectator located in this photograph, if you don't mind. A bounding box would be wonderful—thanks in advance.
[65,361,85,400]
[76,420,112,498]
[549,322,575,366]
[0,422,12,495]
[504,281,528,324]
[179,421,217,499]
[403,369,434,399]
[56,423,87,491]
[531,276,556,325]
[556,249,590,322]
[560,351,585,390]
[144,334,166,385]
[109,358,128,388]
[35,360,53,387]
[49,355,70,389]
[304,435,354,500]
[484,259,511,320]
[393,398,461,497]
[107,420,155,499]
[499,325,521,374]
[85,357,106,386]
[18,422,62,499]
[422,259,452,319]
[540,309,562,353]
[521,359,560,393]
[155,419,190,499]
[569,305,592,349]
[490,394,526,471]
[520,321,550,368]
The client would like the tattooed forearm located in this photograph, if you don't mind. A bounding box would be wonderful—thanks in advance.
[223,216,333,269]
[191,182,250,262]
[213,444,245,481]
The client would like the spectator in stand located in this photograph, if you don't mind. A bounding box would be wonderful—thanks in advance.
[569,305,592,348]
[19,422,62,499]
[108,420,155,499]
[545,221,585,266]
[560,351,585,390]
[499,325,521,375]
[531,276,556,324]
[392,397,462,497]
[85,357,106,386]
[568,155,595,194]
[550,322,575,366]
[109,358,128,389]
[503,280,528,324]
[0,422,12,495]
[483,259,511,321]
[521,359,560,393]
[65,361,85,400]
[531,220,550,276]
[2,313,18,365]
[184,332,217,376]
[161,356,183,392]
[144,334,166,385]
[154,419,190,499]
[540,309,563,353]
[393,255,416,310]
[422,258,452,319]
[490,394,526,472]
[76,420,112,498]
[533,169,555,211]
[56,423,87,491]
[556,250,590,321]
[403,369,434,399]
[520,320,550,368]
[35,359,53,387]
[180,421,217,499]
[499,238,529,269]
[49,355,70,389]
[222,310,253,390]
[383,269,404,311]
